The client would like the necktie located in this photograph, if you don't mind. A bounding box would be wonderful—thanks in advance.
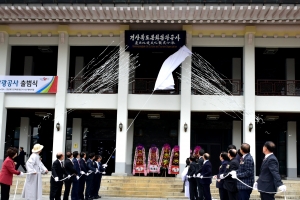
[61,161,63,168]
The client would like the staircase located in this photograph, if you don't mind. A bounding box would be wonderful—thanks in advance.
[10,174,300,199]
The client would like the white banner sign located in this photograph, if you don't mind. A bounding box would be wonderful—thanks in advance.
[0,76,58,93]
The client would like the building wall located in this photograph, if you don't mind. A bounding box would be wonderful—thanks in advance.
[0,24,299,176]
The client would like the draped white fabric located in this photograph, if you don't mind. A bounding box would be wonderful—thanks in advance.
[154,45,192,90]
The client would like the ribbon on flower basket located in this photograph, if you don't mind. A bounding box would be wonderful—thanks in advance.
[193,146,202,157]
[159,144,171,175]
[147,145,160,174]
[132,144,147,176]
[168,145,180,175]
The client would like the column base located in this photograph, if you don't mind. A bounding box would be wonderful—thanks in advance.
[111,173,128,176]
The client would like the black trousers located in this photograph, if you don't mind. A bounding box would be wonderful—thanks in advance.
[50,181,63,200]
[63,179,72,200]
[71,179,79,200]
[92,174,102,197]
[78,175,86,199]
[188,178,198,200]
[1,183,10,200]
[202,184,212,200]
[196,179,203,200]
[260,193,275,200]
[238,189,252,200]
[219,188,229,200]
[85,174,94,198]
[227,190,238,200]
[15,163,27,172]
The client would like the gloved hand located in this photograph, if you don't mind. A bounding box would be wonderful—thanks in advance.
[278,185,287,192]
[102,172,106,174]
[200,175,203,179]
[18,172,24,176]
[229,171,237,179]
[96,169,99,174]
[67,175,71,179]
[193,174,196,178]
[253,182,258,190]
[187,175,191,178]
[80,171,85,175]
[196,173,201,178]
[102,164,108,168]
[54,177,59,182]
[213,175,217,179]
[76,176,80,180]
[220,174,224,179]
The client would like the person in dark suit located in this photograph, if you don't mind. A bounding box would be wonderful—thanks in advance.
[15,147,27,172]
[254,141,286,200]
[50,152,68,200]
[234,143,254,200]
[71,151,81,200]
[187,155,198,200]
[228,145,241,163]
[199,153,212,200]
[63,152,78,200]
[221,149,239,200]
[195,149,205,200]
[78,152,87,200]
[216,151,229,200]
[92,155,106,199]
[85,153,97,200]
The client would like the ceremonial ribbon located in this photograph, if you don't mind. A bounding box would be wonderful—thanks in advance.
[51,170,106,182]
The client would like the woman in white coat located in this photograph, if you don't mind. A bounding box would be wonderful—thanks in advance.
[22,144,48,200]
[181,158,190,198]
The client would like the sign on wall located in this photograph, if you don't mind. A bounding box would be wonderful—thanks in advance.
[0,76,58,93]
[125,31,186,51]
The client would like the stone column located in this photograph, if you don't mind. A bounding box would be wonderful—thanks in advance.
[125,119,134,174]
[287,121,297,178]
[179,25,192,175]
[52,30,70,162]
[19,117,31,163]
[286,59,295,95]
[0,31,11,167]
[232,121,242,148]
[243,27,256,173]
[24,56,34,75]
[232,58,242,95]
[71,118,82,152]
[113,25,129,175]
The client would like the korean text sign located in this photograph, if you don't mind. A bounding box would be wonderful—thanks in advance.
[125,31,186,51]
[0,76,58,93]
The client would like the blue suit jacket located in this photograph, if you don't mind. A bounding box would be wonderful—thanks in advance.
[87,159,97,173]
[199,160,212,185]
[72,158,81,175]
[257,154,283,192]
[237,153,254,190]
[79,158,88,173]
[216,160,229,188]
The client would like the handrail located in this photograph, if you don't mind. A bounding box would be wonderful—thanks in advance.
[256,79,300,96]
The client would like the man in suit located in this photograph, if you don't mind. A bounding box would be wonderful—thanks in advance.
[50,152,68,200]
[195,149,205,200]
[72,151,81,200]
[63,152,78,200]
[231,143,254,200]
[228,145,241,163]
[254,141,286,200]
[78,152,88,200]
[85,153,98,200]
[187,155,198,200]
[199,153,212,200]
[221,149,240,200]
[92,155,106,199]
[16,147,27,172]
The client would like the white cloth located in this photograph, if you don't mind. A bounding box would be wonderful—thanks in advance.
[203,160,208,164]
[154,45,192,90]
[264,153,273,159]
[181,166,190,198]
[22,153,47,200]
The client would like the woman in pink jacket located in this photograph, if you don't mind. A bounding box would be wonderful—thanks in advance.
[0,147,23,200]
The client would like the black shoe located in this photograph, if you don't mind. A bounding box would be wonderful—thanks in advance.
[93,197,99,199]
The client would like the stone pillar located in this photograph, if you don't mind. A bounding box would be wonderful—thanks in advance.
[232,121,242,148]
[232,58,242,95]
[52,30,69,162]
[19,117,30,162]
[179,25,192,175]
[24,56,34,75]
[243,27,256,173]
[287,121,297,178]
[125,119,134,174]
[74,57,84,92]
[286,59,295,95]
[113,25,129,176]
[0,31,11,168]
[71,118,82,153]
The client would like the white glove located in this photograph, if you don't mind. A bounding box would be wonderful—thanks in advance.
[278,185,287,192]
[54,177,59,182]
[229,171,237,179]
[102,172,106,174]
[193,174,196,178]
[253,182,258,190]
[200,175,203,179]
[220,174,224,179]
[196,173,201,178]
[187,175,190,178]
[76,176,80,180]
[18,172,24,176]
[67,175,71,179]
[80,171,85,175]
[96,169,99,174]
[102,164,108,168]
[213,175,217,179]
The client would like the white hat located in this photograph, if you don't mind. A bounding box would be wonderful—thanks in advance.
[32,144,44,153]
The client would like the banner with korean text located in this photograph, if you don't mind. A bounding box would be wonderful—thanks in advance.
[125,31,186,51]
[0,76,58,93]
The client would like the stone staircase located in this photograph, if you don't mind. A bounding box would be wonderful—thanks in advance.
[10,174,300,199]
